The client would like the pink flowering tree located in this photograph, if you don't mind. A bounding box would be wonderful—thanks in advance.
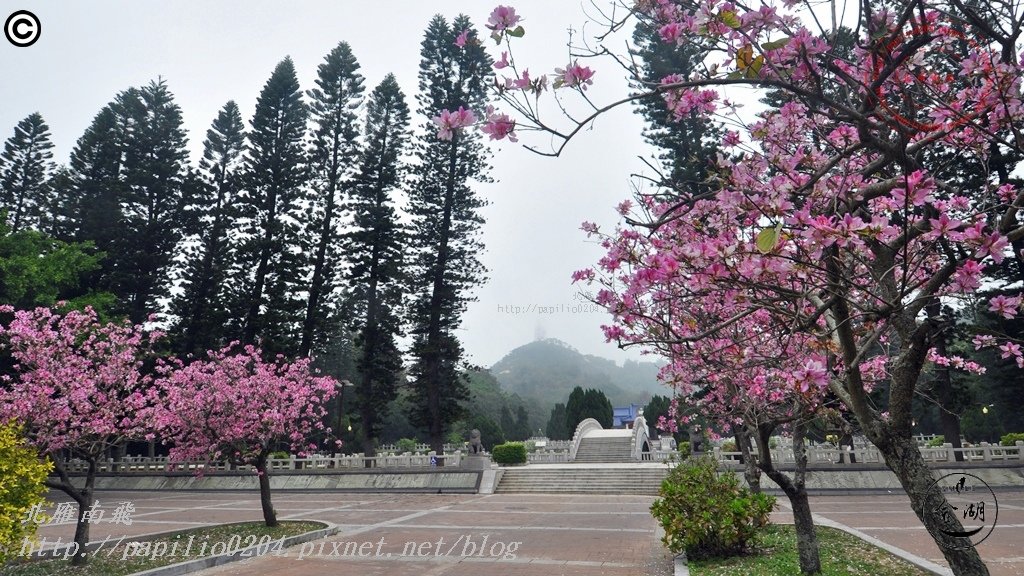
[149,343,338,527]
[650,305,834,573]
[0,305,158,565]
[455,2,1024,574]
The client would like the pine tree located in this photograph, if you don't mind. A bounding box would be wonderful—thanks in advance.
[0,112,54,232]
[172,101,246,355]
[546,403,569,440]
[54,82,190,323]
[346,74,411,457]
[406,15,493,453]
[116,80,190,323]
[62,105,124,297]
[632,15,720,196]
[300,42,366,357]
[234,57,309,356]
[565,386,586,434]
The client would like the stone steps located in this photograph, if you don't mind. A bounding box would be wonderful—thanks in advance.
[574,437,635,463]
[495,468,667,495]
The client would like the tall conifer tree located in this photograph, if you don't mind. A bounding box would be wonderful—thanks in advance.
[235,57,309,356]
[406,15,492,452]
[0,112,54,232]
[172,101,246,355]
[346,74,410,457]
[301,42,365,357]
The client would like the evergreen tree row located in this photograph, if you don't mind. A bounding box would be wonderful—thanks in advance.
[0,14,492,456]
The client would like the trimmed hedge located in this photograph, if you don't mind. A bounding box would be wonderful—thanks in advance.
[492,442,527,464]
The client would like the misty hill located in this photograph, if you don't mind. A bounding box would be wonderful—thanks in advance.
[489,339,666,407]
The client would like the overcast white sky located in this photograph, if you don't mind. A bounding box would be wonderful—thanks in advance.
[0,1,667,366]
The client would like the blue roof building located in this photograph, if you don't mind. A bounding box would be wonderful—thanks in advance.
[613,403,643,428]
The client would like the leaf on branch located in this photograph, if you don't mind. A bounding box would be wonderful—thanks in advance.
[755,222,783,254]
[720,10,741,29]
[746,55,765,78]
[761,37,791,51]
[507,26,525,38]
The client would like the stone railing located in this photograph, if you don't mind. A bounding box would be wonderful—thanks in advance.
[61,452,465,474]
[647,440,1024,466]
[527,450,570,463]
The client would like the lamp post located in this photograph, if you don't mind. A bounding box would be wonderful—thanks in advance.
[334,379,354,456]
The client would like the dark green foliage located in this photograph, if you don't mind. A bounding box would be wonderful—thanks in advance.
[582,388,614,428]
[301,41,366,357]
[491,442,527,465]
[235,57,309,356]
[565,386,614,431]
[406,14,492,452]
[513,405,531,440]
[566,386,586,434]
[45,82,191,323]
[650,456,775,559]
[500,405,516,439]
[546,403,569,440]
[346,74,410,457]
[115,80,191,323]
[0,113,54,232]
[632,14,719,196]
[171,101,246,356]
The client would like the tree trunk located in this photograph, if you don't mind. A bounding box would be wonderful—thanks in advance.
[927,301,964,461]
[735,430,761,493]
[754,421,821,574]
[65,458,95,566]
[873,429,989,575]
[255,456,278,527]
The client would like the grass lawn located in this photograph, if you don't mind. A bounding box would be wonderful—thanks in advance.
[2,521,324,576]
[689,525,933,576]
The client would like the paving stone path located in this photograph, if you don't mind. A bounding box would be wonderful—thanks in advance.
[29,488,1024,575]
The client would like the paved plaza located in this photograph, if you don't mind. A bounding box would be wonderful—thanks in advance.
[30,488,1024,575]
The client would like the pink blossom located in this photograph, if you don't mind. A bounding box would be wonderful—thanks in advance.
[999,341,1022,360]
[989,294,1021,319]
[454,29,470,48]
[432,106,477,141]
[659,22,685,45]
[494,51,509,69]
[481,106,517,141]
[972,334,996,350]
[554,61,595,90]
[487,5,520,32]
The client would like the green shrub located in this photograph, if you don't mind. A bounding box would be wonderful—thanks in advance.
[720,440,737,452]
[0,422,52,564]
[269,450,290,459]
[492,442,527,465]
[396,438,419,454]
[650,455,775,559]
[768,436,779,449]
[524,440,537,453]
[1000,432,1024,446]
[678,441,691,459]
[926,435,946,448]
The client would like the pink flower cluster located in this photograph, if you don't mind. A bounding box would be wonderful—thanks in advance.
[432,106,476,141]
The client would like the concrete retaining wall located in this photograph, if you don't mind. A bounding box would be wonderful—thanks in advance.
[78,470,482,493]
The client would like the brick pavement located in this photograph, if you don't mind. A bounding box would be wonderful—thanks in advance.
[28,488,1024,575]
